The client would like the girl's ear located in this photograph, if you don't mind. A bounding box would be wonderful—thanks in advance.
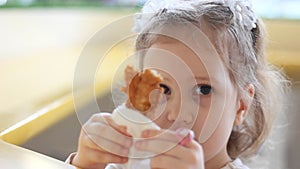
[234,84,255,126]
[234,103,247,126]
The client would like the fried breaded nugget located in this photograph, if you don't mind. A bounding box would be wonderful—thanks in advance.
[121,66,162,112]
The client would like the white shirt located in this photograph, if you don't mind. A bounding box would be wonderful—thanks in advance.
[106,158,250,169]
[221,159,250,169]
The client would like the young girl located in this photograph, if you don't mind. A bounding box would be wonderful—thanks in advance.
[67,0,287,168]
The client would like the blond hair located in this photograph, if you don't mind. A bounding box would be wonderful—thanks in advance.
[135,1,288,159]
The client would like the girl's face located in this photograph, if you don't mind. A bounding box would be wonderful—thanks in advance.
[143,39,240,161]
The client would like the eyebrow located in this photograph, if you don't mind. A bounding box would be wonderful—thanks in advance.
[160,73,219,83]
[194,76,217,83]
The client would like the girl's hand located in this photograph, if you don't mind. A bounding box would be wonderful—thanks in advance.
[135,129,204,169]
[72,113,133,169]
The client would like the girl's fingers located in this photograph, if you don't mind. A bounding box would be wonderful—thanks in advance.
[73,146,128,169]
[175,128,195,148]
[84,114,133,148]
[149,144,204,169]
[137,129,204,169]
[136,129,202,161]
[83,122,132,148]
[142,128,194,148]
[141,129,178,142]
[80,113,133,158]
[142,129,198,149]
[135,138,200,161]
[103,116,132,137]
[74,113,133,169]
[150,155,186,169]
[85,147,128,164]
[83,133,130,157]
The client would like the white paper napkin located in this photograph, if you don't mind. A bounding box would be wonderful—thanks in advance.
[106,104,160,169]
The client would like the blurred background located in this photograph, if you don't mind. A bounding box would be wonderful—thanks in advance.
[0,0,299,169]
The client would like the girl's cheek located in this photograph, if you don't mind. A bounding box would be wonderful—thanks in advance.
[199,96,211,108]
[192,96,212,138]
[192,93,211,107]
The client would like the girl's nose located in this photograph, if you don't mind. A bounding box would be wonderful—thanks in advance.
[167,107,179,122]
[166,97,194,124]
[165,94,180,122]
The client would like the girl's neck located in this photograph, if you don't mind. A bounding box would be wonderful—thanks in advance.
[205,148,232,169]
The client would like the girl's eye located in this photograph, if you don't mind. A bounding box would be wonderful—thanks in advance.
[195,85,212,95]
[159,84,171,95]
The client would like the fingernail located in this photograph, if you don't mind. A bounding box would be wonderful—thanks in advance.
[176,128,195,146]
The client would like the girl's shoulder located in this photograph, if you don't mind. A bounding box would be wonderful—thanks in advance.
[221,158,250,169]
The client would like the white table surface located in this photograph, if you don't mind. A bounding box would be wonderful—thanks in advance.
[0,140,76,169]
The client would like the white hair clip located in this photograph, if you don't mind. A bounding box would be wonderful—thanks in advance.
[132,0,195,33]
[223,0,257,31]
[133,0,257,33]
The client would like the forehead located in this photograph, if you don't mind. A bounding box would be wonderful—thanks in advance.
[148,40,205,72]
[143,38,227,84]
